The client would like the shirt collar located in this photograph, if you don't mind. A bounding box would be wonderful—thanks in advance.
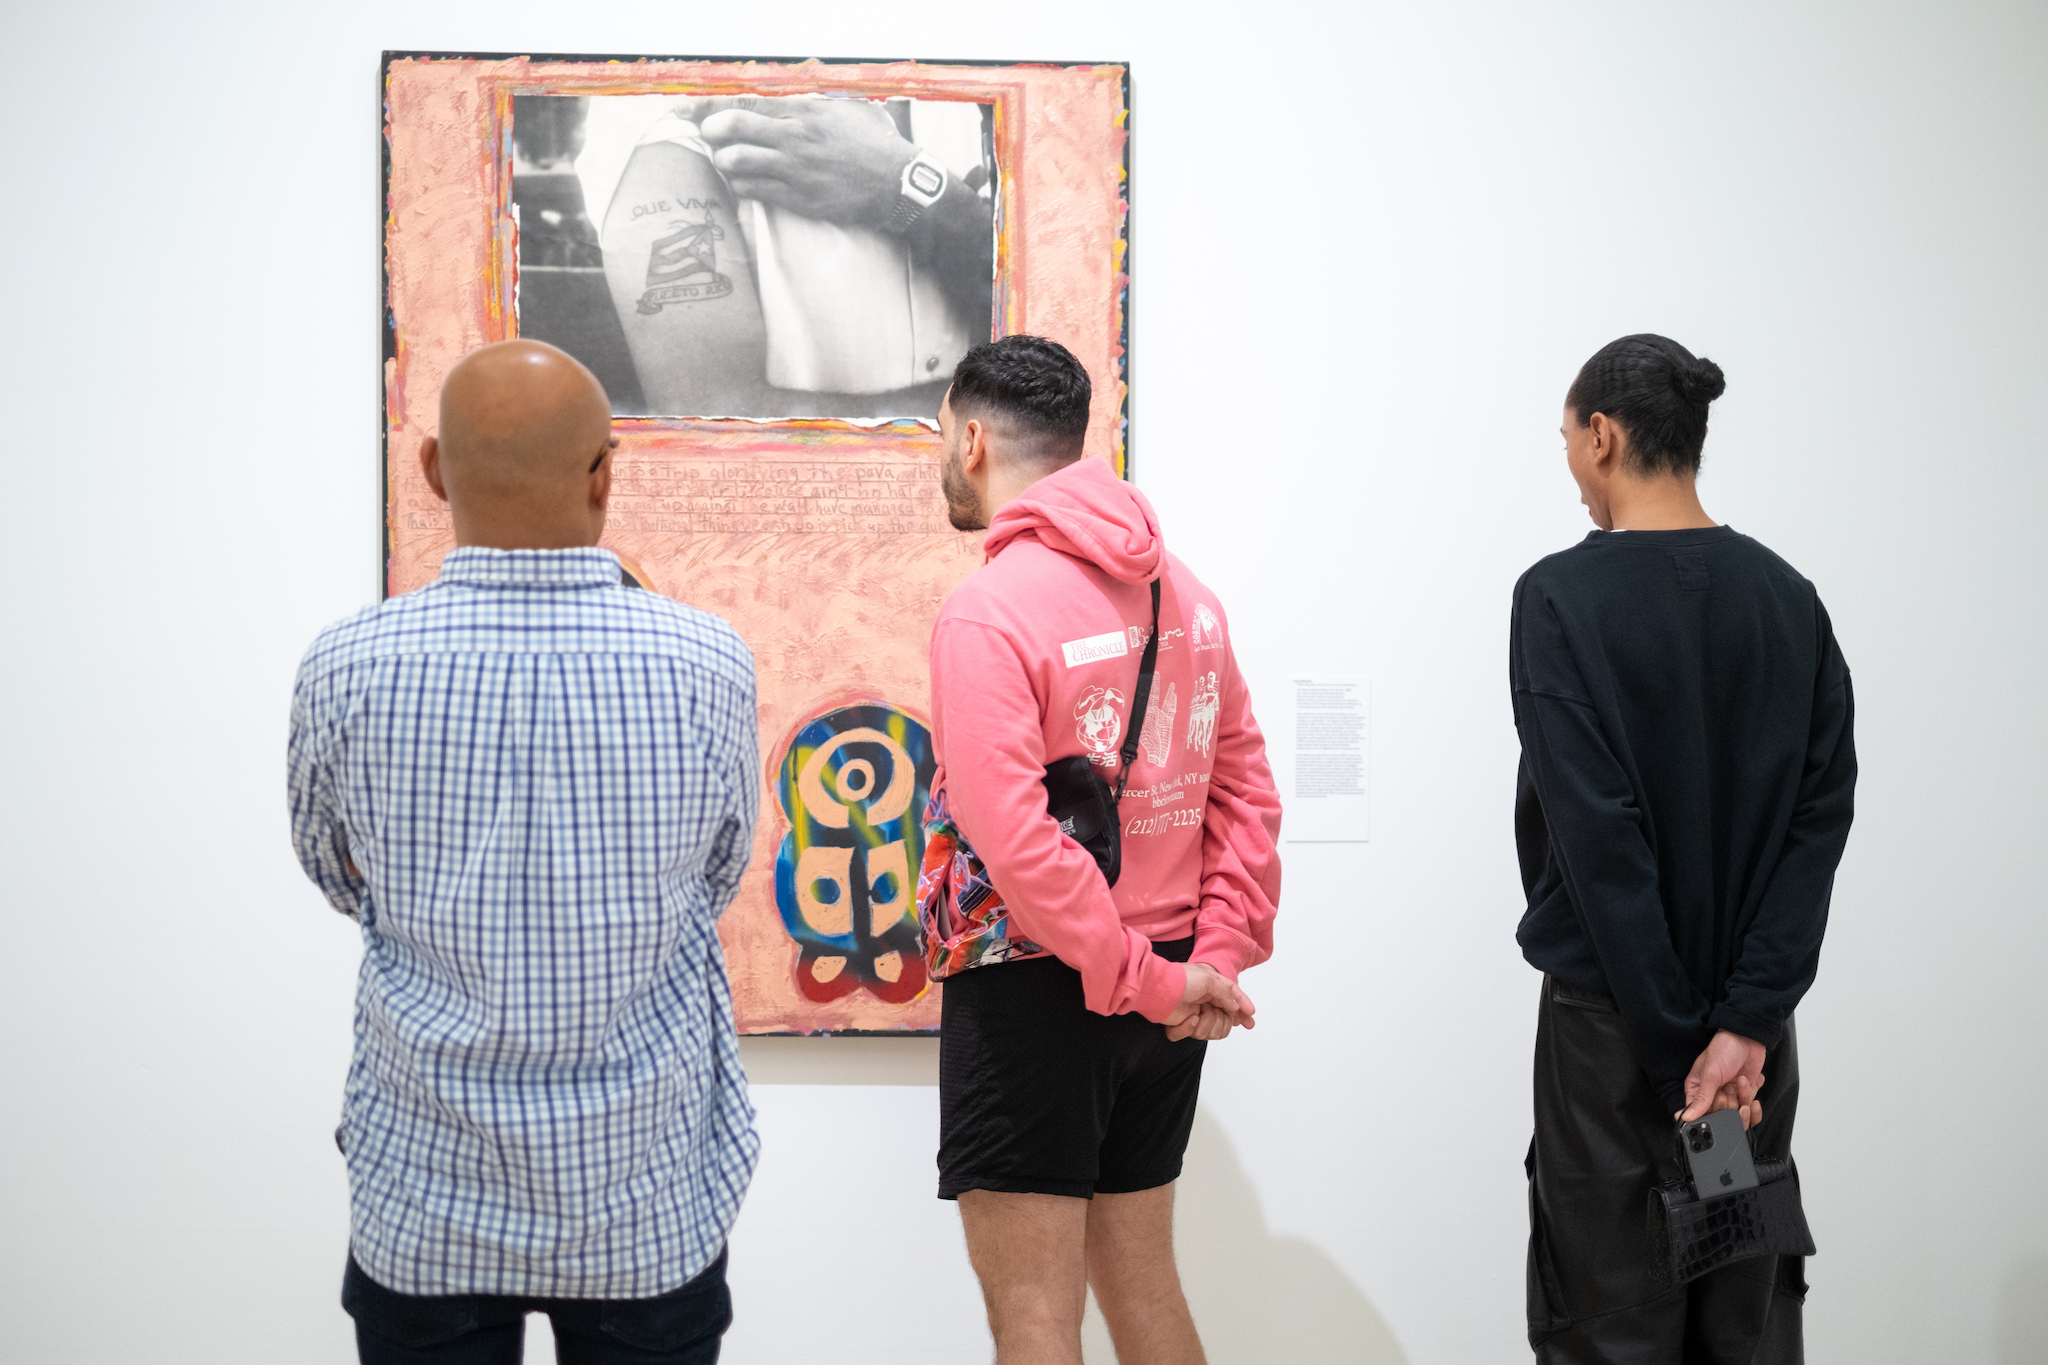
[437,546,622,589]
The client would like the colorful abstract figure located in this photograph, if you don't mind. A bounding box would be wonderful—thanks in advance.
[773,703,937,1005]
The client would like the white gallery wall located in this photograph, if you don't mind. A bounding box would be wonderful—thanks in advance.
[1,1,2042,1361]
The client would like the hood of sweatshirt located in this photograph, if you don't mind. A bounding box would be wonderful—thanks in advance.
[981,456,1162,586]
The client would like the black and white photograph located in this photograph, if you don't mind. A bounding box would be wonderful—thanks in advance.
[512,93,998,422]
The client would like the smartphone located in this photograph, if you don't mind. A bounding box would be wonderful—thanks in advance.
[1681,1108,1759,1196]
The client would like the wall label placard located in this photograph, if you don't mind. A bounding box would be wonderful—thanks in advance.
[1284,675,1369,843]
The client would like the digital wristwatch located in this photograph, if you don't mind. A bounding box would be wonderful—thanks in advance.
[886,154,948,233]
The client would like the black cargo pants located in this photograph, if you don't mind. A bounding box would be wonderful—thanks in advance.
[1526,977,1807,1363]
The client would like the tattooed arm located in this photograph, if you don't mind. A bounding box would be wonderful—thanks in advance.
[601,140,770,417]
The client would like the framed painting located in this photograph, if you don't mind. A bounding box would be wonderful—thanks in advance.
[380,52,1131,1032]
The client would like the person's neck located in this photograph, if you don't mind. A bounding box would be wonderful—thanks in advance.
[981,463,1053,523]
[451,517,601,550]
[1604,473,1718,532]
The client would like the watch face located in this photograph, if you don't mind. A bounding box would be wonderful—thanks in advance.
[907,161,945,198]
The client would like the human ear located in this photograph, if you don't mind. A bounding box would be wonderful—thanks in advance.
[1589,413,1622,475]
[962,419,989,475]
[420,435,448,502]
[588,446,614,529]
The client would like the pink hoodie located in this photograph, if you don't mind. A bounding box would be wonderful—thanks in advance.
[928,457,1283,1022]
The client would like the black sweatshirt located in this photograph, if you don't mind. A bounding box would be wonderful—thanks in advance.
[1511,525,1856,1111]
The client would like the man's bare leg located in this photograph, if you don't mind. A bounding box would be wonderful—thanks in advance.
[1087,1183,1206,1365]
[959,1189,1090,1364]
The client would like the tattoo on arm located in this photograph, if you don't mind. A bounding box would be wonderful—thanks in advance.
[603,141,770,416]
[634,202,734,314]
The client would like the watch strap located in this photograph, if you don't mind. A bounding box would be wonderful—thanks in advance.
[886,197,928,234]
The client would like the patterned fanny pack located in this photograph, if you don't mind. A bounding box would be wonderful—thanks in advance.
[916,789,1050,979]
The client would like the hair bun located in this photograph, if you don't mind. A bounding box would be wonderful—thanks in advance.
[1672,356,1726,406]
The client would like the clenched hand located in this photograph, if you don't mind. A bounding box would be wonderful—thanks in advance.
[1163,962,1255,1043]
[1678,1029,1767,1130]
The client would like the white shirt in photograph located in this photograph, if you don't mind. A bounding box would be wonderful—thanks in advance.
[576,95,988,397]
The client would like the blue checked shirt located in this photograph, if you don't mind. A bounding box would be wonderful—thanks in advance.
[288,547,761,1298]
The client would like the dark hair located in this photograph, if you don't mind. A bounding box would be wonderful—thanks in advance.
[947,335,1091,464]
[1565,334,1727,475]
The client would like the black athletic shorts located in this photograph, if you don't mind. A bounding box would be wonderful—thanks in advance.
[938,935,1206,1200]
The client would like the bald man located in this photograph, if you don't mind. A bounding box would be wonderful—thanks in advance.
[289,340,762,1364]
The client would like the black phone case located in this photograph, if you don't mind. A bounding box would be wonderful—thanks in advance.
[1682,1108,1760,1195]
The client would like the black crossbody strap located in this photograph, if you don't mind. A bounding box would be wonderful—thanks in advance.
[1114,578,1164,800]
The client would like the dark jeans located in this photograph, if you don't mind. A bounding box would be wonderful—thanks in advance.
[342,1249,731,1365]
[1527,977,1806,1363]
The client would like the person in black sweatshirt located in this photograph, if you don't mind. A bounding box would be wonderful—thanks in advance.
[1513,334,1855,1363]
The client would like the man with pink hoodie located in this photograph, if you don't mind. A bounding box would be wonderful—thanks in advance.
[918,336,1283,1364]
